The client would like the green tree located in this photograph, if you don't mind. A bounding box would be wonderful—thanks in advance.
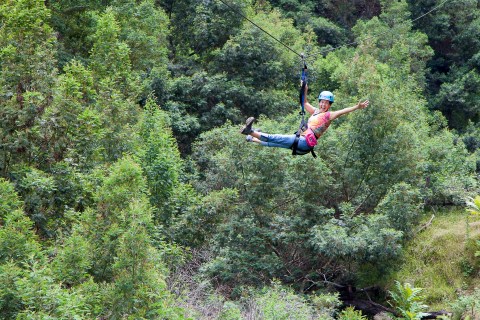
[137,98,182,222]
[352,0,433,89]
[0,262,25,318]
[0,177,23,221]
[434,68,480,129]
[51,230,93,287]
[72,157,184,318]
[0,178,44,317]
[110,0,171,102]
[268,0,373,47]
[408,0,480,129]
[88,9,143,162]
[80,157,149,282]
[111,0,169,71]
[14,167,57,237]
[109,200,181,318]
[169,187,238,247]
[376,183,423,235]
[321,0,381,29]
[48,0,110,66]
[186,0,476,289]
[164,7,310,152]
[210,8,306,89]
[0,0,58,177]
[310,206,403,268]
[0,179,42,264]
[39,60,102,168]
[89,8,139,94]
[161,0,246,57]
[422,126,476,205]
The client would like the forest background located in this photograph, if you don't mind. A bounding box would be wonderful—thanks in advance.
[1,0,480,318]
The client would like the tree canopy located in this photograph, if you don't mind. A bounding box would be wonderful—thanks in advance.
[1,0,480,318]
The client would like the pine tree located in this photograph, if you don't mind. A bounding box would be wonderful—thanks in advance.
[137,98,182,222]
[75,157,184,318]
[89,9,142,162]
[0,178,44,317]
[39,60,102,168]
[0,0,58,176]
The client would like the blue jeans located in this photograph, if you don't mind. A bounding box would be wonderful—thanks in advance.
[259,133,311,154]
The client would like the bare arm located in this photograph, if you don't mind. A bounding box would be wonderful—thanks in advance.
[330,100,369,121]
[303,84,316,115]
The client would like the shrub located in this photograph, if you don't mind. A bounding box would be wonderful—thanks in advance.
[388,281,429,320]
[450,288,480,320]
[338,306,367,320]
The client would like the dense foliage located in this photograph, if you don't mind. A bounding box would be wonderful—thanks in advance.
[1,0,480,318]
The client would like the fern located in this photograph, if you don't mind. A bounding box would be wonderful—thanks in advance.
[338,306,367,320]
[388,281,429,320]
[466,196,480,215]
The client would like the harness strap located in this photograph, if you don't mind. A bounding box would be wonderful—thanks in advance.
[290,56,316,158]
[290,132,316,158]
[291,132,300,156]
[299,60,308,131]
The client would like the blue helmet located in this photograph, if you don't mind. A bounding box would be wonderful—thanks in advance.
[318,91,334,103]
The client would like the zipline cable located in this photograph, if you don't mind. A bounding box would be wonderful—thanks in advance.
[410,0,451,23]
[216,0,304,58]
[306,0,451,59]
[217,0,452,61]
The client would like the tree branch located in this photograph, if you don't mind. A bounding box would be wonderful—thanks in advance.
[414,214,435,235]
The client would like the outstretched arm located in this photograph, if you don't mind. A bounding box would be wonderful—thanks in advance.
[304,84,316,115]
[330,100,369,121]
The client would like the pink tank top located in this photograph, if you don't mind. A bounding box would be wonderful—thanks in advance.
[306,110,331,138]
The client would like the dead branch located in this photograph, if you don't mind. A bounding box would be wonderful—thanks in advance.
[415,214,435,234]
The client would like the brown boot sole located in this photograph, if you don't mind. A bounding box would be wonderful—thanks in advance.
[240,117,255,134]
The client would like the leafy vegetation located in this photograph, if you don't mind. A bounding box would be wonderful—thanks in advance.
[1,0,480,318]
[388,281,429,320]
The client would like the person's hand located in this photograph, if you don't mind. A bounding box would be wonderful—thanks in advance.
[357,100,369,109]
[303,83,309,95]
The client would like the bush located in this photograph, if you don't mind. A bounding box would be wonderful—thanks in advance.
[450,288,480,320]
[388,281,429,320]
[244,282,338,320]
[338,306,367,320]
[218,301,242,320]
[376,183,423,236]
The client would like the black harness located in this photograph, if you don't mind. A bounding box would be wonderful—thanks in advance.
[290,58,316,158]
[291,135,317,158]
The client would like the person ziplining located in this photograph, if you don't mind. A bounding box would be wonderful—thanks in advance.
[240,72,369,157]
[220,0,449,157]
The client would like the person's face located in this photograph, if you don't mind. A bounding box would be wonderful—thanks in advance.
[318,99,331,112]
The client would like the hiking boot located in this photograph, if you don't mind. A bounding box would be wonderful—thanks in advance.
[240,117,255,135]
